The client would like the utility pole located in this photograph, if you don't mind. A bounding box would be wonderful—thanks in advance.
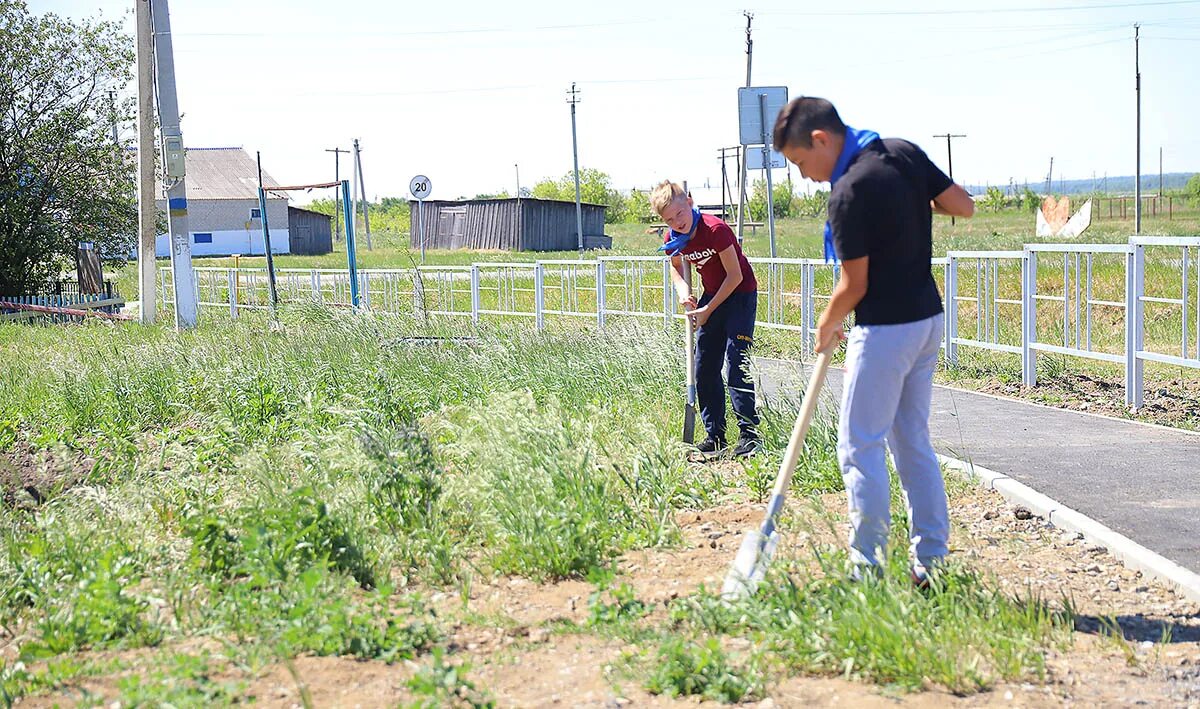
[735,11,753,245]
[568,82,584,252]
[719,147,739,221]
[933,133,966,225]
[352,139,371,249]
[1159,146,1163,200]
[326,147,348,240]
[1046,157,1054,194]
[107,90,119,144]
[515,163,521,198]
[1135,23,1142,234]
[135,0,156,324]
[149,0,197,329]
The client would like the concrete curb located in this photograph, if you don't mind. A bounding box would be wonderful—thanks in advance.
[939,454,1200,606]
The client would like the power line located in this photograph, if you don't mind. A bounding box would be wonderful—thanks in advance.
[758,0,1200,17]
[178,18,662,38]
[285,75,733,99]
[835,25,1127,70]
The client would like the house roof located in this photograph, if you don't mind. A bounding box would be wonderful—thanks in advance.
[156,147,284,200]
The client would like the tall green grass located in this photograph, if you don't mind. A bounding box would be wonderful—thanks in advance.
[0,310,1080,703]
[0,312,710,698]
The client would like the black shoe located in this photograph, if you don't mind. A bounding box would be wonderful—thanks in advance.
[733,434,760,458]
[695,437,726,454]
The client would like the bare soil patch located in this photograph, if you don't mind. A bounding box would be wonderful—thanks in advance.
[19,480,1200,707]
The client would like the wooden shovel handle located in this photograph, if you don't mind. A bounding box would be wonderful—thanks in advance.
[770,349,834,502]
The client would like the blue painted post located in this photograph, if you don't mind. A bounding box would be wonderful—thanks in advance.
[342,180,360,308]
[256,185,279,311]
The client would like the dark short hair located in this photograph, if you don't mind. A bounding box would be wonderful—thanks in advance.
[773,97,847,150]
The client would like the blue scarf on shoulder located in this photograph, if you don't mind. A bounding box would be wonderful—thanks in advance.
[823,126,880,262]
[658,207,702,257]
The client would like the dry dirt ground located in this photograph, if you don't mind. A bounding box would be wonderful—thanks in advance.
[947,370,1200,433]
[12,478,1200,708]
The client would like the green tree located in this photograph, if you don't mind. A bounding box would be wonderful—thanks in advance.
[530,169,625,223]
[747,179,795,221]
[1186,174,1200,202]
[624,189,653,223]
[308,197,411,235]
[0,1,136,295]
[792,189,829,218]
[1019,187,1042,213]
[979,186,1007,212]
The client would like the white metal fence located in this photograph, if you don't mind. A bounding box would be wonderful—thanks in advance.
[161,236,1200,408]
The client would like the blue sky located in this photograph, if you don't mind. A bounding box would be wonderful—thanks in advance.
[29,0,1200,202]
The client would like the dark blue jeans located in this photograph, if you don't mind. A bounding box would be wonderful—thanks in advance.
[695,290,759,442]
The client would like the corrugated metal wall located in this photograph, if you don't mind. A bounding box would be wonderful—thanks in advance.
[519,200,605,251]
[288,208,333,255]
[410,198,607,251]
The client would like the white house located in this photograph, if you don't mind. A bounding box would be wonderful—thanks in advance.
[154,147,290,257]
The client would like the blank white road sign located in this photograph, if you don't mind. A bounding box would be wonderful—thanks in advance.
[738,86,789,147]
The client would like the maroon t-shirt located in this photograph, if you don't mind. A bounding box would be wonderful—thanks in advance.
[665,213,757,294]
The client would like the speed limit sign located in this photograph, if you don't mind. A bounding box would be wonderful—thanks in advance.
[409,175,432,200]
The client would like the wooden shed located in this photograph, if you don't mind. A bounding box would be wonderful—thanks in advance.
[288,206,333,255]
[410,197,610,251]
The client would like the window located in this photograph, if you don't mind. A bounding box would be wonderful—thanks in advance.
[193,233,213,244]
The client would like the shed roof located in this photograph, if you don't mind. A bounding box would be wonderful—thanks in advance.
[413,196,607,209]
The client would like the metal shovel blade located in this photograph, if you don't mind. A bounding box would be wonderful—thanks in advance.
[721,528,779,600]
[683,402,696,444]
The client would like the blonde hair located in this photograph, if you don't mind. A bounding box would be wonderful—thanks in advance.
[649,180,687,215]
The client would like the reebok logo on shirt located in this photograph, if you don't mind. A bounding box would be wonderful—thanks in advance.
[684,248,717,268]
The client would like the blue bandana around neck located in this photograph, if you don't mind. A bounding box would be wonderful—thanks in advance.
[823,126,880,262]
[658,207,703,256]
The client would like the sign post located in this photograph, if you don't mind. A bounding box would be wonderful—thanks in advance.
[410,174,432,264]
[737,86,788,258]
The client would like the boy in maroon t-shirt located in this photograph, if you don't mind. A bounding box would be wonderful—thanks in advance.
[651,180,760,457]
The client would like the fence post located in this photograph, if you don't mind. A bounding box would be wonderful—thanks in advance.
[228,269,238,319]
[159,268,168,312]
[192,267,200,314]
[470,265,480,324]
[412,269,424,319]
[534,262,545,331]
[803,263,814,355]
[596,260,607,330]
[662,258,672,328]
[946,254,959,366]
[1022,250,1037,387]
[1126,243,1145,408]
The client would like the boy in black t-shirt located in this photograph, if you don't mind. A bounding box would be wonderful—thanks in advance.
[773,97,975,586]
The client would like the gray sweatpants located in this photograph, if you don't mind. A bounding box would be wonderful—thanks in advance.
[837,313,948,572]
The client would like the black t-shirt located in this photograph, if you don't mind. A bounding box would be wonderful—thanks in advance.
[829,138,952,325]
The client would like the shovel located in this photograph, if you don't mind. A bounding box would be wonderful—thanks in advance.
[721,347,833,600]
[681,267,697,444]
[683,309,697,444]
